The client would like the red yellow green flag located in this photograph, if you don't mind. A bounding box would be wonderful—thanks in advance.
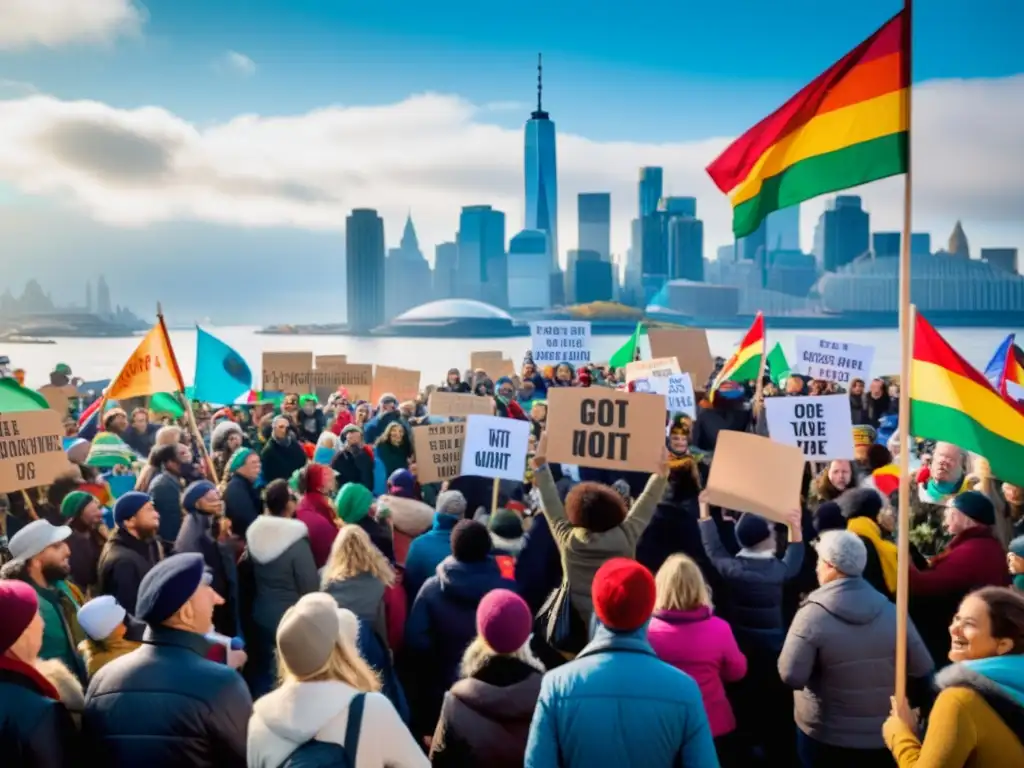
[910,313,1024,486]
[707,10,909,238]
[106,321,186,400]
[710,312,765,395]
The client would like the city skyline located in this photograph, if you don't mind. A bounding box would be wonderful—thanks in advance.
[0,0,1021,323]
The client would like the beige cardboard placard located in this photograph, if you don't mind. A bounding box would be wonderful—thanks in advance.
[625,357,681,383]
[0,409,71,493]
[262,351,314,392]
[470,351,505,372]
[312,363,373,403]
[428,392,495,418]
[37,384,76,415]
[412,422,466,484]
[648,328,715,389]
[704,430,805,524]
[545,387,666,473]
[372,366,421,403]
[315,355,348,370]
[492,359,517,380]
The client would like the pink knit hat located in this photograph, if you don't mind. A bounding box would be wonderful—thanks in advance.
[476,589,532,654]
[0,581,38,653]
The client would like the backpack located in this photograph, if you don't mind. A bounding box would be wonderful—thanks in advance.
[278,693,365,768]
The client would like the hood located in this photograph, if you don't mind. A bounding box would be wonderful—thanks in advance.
[653,606,713,625]
[436,556,509,604]
[323,571,386,613]
[377,495,433,537]
[490,532,525,556]
[936,656,1024,739]
[451,661,543,722]
[253,680,361,746]
[804,576,886,626]
[211,420,243,452]
[432,511,461,533]
[246,515,309,564]
[34,658,85,712]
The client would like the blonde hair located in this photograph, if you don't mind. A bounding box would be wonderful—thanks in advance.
[459,636,544,679]
[655,553,712,612]
[321,525,395,587]
[155,425,182,447]
[278,635,381,692]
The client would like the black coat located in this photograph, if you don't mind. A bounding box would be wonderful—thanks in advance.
[224,474,262,538]
[260,438,308,485]
[331,445,375,491]
[150,470,185,544]
[96,528,163,615]
[82,625,252,768]
[0,658,78,767]
[175,509,241,637]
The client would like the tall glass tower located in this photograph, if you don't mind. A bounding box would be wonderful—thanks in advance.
[524,54,559,273]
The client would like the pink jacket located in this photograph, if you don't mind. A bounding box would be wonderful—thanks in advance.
[647,606,747,737]
[295,493,338,568]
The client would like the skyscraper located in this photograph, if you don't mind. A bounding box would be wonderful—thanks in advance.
[668,216,704,282]
[819,195,870,272]
[573,250,614,303]
[508,229,551,310]
[873,232,901,259]
[456,205,507,307]
[345,209,385,333]
[638,167,663,218]
[96,275,112,318]
[766,205,800,252]
[385,214,432,319]
[577,193,611,262]
[524,54,558,273]
[85,281,94,314]
[434,242,458,299]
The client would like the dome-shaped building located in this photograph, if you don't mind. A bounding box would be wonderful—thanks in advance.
[377,299,523,337]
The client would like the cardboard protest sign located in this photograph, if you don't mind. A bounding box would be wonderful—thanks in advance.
[648,328,715,389]
[312,363,372,403]
[794,335,875,384]
[411,422,466,484]
[704,430,805,524]
[530,322,592,365]
[0,409,71,493]
[545,387,665,473]
[765,394,855,461]
[428,392,494,418]
[37,384,77,415]
[625,357,681,384]
[315,355,348,370]
[262,352,313,392]
[470,351,504,372]
[459,415,531,481]
[372,366,421,403]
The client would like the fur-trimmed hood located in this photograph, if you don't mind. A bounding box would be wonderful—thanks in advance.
[211,420,244,452]
[245,515,309,564]
[34,658,85,713]
[489,532,525,556]
[936,656,1024,739]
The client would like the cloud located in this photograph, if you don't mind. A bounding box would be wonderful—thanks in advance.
[0,75,1020,264]
[0,79,38,96]
[0,0,144,50]
[215,51,257,78]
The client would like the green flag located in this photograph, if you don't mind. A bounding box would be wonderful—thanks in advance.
[766,342,791,386]
[609,322,645,369]
[0,378,49,411]
[150,392,185,419]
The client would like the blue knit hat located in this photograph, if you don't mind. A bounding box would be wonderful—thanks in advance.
[113,491,152,526]
[135,553,210,625]
[735,512,772,548]
[952,490,995,526]
[182,480,217,512]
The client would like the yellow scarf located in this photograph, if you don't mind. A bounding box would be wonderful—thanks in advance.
[846,516,898,593]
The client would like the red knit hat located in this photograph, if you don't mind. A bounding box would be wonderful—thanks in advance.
[591,558,656,632]
[0,581,39,653]
[304,463,333,495]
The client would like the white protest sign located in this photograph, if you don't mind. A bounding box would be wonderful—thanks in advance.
[459,415,531,481]
[635,373,696,418]
[794,335,875,385]
[764,394,855,461]
[530,322,592,365]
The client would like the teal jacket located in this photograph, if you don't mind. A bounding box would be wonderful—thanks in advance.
[34,579,88,685]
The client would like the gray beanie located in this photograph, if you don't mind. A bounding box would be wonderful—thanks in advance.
[816,530,868,577]
[436,489,467,518]
[276,594,341,677]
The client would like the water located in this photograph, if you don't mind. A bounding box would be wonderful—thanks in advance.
[4,326,1017,391]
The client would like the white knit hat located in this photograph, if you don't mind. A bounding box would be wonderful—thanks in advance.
[77,595,127,640]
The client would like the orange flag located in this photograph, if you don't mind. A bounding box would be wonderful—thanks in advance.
[106,321,186,400]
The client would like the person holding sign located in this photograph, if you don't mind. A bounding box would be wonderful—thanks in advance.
[530,433,669,656]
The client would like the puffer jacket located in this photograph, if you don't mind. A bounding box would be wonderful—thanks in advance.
[403,512,460,604]
[82,625,252,767]
[224,473,262,539]
[376,494,434,566]
[244,515,320,636]
[779,575,935,749]
[78,634,142,678]
[175,507,241,637]
[0,655,79,767]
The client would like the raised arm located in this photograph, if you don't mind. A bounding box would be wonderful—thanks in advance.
[531,433,573,548]
[620,447,670,546]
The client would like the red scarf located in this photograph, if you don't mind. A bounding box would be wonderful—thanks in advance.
[0,655,60,700]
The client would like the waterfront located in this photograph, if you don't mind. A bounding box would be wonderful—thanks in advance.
[3,325,1020,391]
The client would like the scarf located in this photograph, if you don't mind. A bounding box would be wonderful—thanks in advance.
[920,473,967,504]
[846,516,898,593]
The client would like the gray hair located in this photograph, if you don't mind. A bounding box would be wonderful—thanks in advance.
[817,530,867,577]
[436,490,467,518]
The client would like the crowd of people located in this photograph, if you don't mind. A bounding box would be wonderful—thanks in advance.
[2,356,1024,767]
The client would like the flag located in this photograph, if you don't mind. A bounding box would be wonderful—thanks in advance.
[192,326,253,405]
[766,342,791,386]
[150,392,185,419]
[0,378,49,411]
[983,333,1024,402]
[707,10,908,238]
[910,313,1024,487]
[106,321,186,400]
[710,312,765,395]
[609,322,645,369]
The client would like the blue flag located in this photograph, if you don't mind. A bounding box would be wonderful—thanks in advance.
[192,327,252,405]
[984,333,1016,391]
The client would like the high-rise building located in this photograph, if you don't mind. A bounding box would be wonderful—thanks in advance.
[982,247,1018,274]
[385,214,432,320]
[668,216,704,282]
[717,244,736,263]
[96,275,112,318]
[433,242,458,299]
[85,281,94,314]
[819,195,870,272]
[661,196,696,217]
[577,193,611,262]
[524,54,558,274]
[947,221,970,258]
[456,205,507,307]
[638,167,663,218]
[766,205,801,252]
[573,250,614,304]
[911,233,931,256]
[873,232,901,259]
[508,229,551,310]
[737,219,767,262]
[345,209,385,333]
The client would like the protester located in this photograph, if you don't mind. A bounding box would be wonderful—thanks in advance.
[488,507,525,579]
[636,453,710,581]
[911,441,971,553]
[223,447,263,538]
[134,425,184,490]
[332,424,376,491]
[313,429,340,465]
[123,407,160,458]
[374,421,413,494]
[96,491,164,614]
[295,463,342,568]
[403,489,467,605]
[376,468,434,566]
[83,553,253,766]
[336,479,396,563]
[211,420,246,480]
[146,443,187,543]
[809,459,855,510]
[260,415,308,484]
[60,489,108,594]
[838,487,900,600]
[76,594,142,676]
[524,558,717,766]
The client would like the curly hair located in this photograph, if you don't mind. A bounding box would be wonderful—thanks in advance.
[321,525,395,587]
[564,481,628,533]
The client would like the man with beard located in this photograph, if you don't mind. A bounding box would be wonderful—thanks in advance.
[1,519,88,684]
[96,492,165,615]
[61,490,109,594]
[260,415,308,484]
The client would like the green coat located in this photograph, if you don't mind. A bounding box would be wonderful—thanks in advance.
[34,579,88,684]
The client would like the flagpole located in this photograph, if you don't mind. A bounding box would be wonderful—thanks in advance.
[157,303,220,485]
[894,0,914,706]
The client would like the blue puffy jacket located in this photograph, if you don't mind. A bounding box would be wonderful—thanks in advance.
[402,512,459,604]
[524,625,719,768]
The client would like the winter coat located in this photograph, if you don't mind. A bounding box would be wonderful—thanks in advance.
[246,680,427,768]
[0,655,79,767]
[78,634,142,678]
[123,423,160,459]
[95,527,164,615]
[294,493,339,569]
[82,625,251,767]
[224,473,262,539]
[260,437,307,485]
[699,517,804,656]
[430,654,543,768]
[778,576,934,749]
[175,508,241,637]
[376,494,433,566]
[331,445,375,492]
[535,463,666,626]
[66,524,107,595]
[523,624,718,768]
[690,403,752,454]
[636,496,717,584]
[323,572,391,650]
[150,470,185,544]
[355,618,410,725]
[513,512,563,615]
[884,655,1024,766]
[647,606,747,737]
[363,410,408,447]
[403,512,460,605]
[297,408,326,445]
[244,515,320,637]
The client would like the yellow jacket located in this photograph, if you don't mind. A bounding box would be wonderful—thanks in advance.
[78,636,142,678]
